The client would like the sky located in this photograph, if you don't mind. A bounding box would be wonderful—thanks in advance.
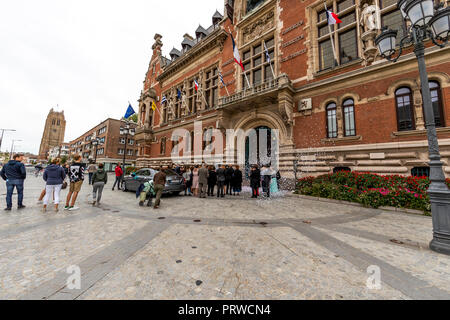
[0,0,225,154]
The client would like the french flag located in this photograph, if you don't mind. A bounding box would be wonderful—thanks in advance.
[326,10,342,25]
[194,79,199,91]
[231,32,244,71]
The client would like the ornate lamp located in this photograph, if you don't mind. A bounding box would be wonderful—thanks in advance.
[403,0,435,27]
[397,0,409,18]
[375,28,398,58]
[429,7,450,40]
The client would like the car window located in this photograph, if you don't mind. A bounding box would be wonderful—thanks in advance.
[165,169,177,176]
[136,169,150,176]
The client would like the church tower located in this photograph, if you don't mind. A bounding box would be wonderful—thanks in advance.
[38,109,66,159]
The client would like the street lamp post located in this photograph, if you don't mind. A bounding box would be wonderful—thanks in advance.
[92,138,102,164]
[0,129,16,152]
[10,139,22,160]
[375,0,450,255]
[119,121,135,171]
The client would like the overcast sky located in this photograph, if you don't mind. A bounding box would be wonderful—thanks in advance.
[0,0,224,154]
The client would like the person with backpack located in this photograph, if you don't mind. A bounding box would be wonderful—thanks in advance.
[42,158,66,213]
[112,163,124,191]
[87,162,97,185]
[138,180,155,207]
[1,154,27,211]
[65,155,85,211]
[92,163,107,206]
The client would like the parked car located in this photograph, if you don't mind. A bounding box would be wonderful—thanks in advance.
[122,168,185,195]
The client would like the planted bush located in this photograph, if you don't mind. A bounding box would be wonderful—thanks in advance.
[295,171,450,213]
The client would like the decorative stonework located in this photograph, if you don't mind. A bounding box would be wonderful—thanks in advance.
[242,10,275,44]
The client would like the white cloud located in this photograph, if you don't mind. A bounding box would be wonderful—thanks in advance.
[0,0,224,154]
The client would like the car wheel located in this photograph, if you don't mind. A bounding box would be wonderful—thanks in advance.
[171,191,181,196]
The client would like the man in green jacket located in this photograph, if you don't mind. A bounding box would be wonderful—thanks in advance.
[92,163,108,206]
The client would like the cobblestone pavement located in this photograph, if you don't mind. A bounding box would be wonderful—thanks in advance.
[0,173,449,300]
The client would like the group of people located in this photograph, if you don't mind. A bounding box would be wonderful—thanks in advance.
[179,164,243,198]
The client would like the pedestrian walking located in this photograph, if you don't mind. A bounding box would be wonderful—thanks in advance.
[64,155,85,211]
[112,163,123,190]
[225,165,234,195]
[192,165,199,197]
[250,165,261,198]
[92,163,107,206]
[232,165,243,196]
[87,162,97,185]
[216,164,226,198]
[42,158,66,213]
[198,163,208,198]
[153,166,167,209]
[207,165,217,196]
[1,154,27,211]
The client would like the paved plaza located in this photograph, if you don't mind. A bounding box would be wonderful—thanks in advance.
[0,172,449,300]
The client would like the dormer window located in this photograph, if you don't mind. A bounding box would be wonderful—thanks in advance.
[195,25,208,40]
[246,0,266,14]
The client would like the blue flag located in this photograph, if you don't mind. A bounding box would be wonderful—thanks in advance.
[177,89,182,100]
[124,104,136,119]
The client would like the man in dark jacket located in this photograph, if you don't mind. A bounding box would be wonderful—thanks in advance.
[153,166,167,209]
[216,164,226,198]
[1,154,26,211]
[249,165,261,198]
[207,166,217,196]
[224,165,234,195]
[92,163,108,206]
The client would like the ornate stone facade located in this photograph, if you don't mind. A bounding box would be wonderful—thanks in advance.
[134,0,450,179]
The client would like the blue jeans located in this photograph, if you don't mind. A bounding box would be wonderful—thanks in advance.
[6,179,24,208]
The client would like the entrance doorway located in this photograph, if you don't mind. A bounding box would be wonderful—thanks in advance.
[245,126,277,176]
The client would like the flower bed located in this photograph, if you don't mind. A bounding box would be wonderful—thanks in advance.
[295,171,450,213]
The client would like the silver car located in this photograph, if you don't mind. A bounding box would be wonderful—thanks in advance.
[122,168,185,195]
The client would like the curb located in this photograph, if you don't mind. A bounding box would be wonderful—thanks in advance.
[293,193,427,216]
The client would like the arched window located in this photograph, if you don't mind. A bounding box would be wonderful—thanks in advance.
[395,87,415,131]
[426,81,445,128]
[326,102,338,138]
[343,99,356,136]
[141,104,146,125]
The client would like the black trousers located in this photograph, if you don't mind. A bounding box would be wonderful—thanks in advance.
[225,179,232,194]
[207,184,215,196]
[217,181,225,197]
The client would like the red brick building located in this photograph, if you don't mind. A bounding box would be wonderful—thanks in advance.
[135,0,450,178]
[69,118,138,171]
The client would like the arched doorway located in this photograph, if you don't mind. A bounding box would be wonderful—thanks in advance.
[245,126,278,176]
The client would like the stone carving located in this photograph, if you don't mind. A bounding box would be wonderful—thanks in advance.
[360,2,380,33]
[152,33,163,50]
[359,1,381,65]
[242,11,275,44]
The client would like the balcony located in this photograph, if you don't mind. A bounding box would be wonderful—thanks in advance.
[218,74,291,110]
[135,125,153,142]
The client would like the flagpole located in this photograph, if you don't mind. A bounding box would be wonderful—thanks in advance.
[324,0,338,68]
[263,40,276,80]
[199,86,209,109]
[219,71,231,97]
[228,27,252,90]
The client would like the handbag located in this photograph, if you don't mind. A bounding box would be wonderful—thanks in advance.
[62,181,68,189]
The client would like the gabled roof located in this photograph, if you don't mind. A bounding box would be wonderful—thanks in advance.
[169,47,181,58]
[195,25,209,38]
[212,10,223,24]
[182,37,195,48]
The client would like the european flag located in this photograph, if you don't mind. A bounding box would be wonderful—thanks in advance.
[124,104,136,119]
[177,89,182,100]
